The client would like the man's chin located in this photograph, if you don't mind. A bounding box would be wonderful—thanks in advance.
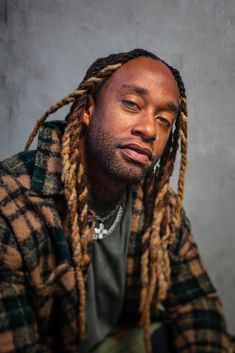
[105,163,153,183]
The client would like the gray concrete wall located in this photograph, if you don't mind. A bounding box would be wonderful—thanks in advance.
[0,0,235,332]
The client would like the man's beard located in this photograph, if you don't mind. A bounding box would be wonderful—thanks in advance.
[86,123,159,183]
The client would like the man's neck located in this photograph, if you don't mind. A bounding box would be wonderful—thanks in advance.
[88,176,126,203]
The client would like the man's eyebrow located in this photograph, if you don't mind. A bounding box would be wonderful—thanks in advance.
[118,84,149,96]
[165,101,180,116]
[119,84,180,115]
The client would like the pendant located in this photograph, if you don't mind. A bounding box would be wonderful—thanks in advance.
[94,222,108,240]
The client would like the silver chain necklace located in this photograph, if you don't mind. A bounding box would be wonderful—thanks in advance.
[93,195,126,240]
[94,195,125,223]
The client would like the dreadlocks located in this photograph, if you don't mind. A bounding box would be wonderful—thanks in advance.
[24,48,188,353]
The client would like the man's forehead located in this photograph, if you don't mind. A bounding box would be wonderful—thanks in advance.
[103,56,180,104]
[108,56,179,94]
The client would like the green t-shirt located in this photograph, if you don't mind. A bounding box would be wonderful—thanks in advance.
[80,187,132,353]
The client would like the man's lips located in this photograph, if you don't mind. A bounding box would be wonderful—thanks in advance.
[120,144,153,165]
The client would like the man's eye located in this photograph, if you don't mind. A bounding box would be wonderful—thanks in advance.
[157,117,172,128]
[122,100,139,109]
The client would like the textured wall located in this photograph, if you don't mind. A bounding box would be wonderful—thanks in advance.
[0,0,235,332]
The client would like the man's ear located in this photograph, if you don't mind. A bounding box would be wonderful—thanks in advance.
[83,95,95,126]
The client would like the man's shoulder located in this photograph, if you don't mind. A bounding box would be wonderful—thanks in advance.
[0,150,36,200]
[0,150,36,178]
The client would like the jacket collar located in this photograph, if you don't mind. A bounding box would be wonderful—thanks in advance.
[31,120,67,196]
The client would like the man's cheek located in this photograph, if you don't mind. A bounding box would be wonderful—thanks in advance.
[153,141,167,158]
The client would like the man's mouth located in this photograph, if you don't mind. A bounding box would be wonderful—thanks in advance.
[120,144,153,165]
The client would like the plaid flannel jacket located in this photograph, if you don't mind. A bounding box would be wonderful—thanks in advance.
[0,121,231,353]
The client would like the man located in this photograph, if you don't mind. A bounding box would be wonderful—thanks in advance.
[0,49,232,353]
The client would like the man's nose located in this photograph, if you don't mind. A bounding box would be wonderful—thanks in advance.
[131,112,157,142]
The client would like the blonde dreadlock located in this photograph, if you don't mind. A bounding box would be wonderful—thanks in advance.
[25,49,188,353]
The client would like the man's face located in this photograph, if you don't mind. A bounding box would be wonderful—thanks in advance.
[85,56,180,183]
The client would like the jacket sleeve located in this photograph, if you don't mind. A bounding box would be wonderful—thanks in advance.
[0,215,41,353]
[164,208,232,353]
